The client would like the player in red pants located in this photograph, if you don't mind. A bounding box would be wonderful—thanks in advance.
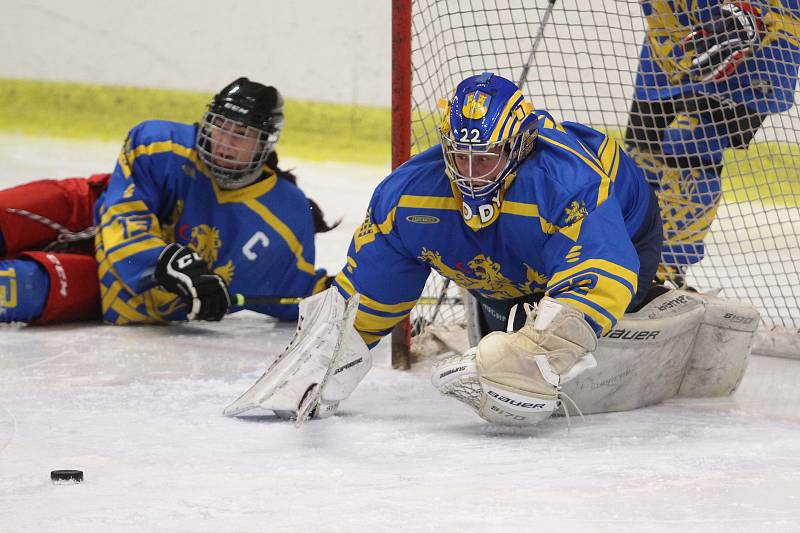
[0,77,335,325]
[0,174,110,323]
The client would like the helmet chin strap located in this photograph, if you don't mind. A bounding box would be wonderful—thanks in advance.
[214,167,264,190]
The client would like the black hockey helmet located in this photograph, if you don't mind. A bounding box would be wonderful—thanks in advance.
[197,77,286,190]
[209,77,285,133]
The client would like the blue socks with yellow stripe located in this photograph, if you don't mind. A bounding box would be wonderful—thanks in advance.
[0,259,49,323]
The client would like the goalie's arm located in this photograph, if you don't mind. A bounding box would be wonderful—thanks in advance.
[332,190,431,348]
[542,196,640,336]
[333,241,430,348]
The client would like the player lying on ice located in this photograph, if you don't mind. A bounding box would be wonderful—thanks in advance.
[0,77,335,326]
[225,73,759,426]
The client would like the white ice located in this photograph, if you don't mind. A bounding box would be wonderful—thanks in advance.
[1,135,799,533]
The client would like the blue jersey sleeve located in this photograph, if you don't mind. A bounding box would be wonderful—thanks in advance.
[95,122,181,295]
[536,130,641,336]
[542,189,640,336]
[333,180,431,348]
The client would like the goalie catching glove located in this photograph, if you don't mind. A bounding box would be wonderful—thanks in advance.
[431,297,597,426]
[223,287,371,421]
[155,243,231,321]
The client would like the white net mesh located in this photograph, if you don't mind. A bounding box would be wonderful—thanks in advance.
[406,0,800,345]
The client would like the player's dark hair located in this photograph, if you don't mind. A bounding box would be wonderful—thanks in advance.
[266,151,341,234]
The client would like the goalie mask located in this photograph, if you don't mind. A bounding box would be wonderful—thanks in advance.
[197,77,285,190]
[440,72,538,204]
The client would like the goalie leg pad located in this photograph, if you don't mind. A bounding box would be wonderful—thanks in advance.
[678,293,759,397]
[559,289,705,414]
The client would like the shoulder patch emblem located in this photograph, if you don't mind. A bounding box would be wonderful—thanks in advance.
[564,200,588,224]
[406,214,440,224]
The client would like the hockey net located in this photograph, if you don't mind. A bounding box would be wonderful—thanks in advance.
[391,0,800,366]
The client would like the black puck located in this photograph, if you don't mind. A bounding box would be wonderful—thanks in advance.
[51,469,83,483]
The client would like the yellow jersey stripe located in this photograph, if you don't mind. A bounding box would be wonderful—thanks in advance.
[398,195,459,211]
[358,330,385,346]
[335,270,357,297]
[596,136,620,206]
[209,167,278,204]
[105,236,164,268]
[354,309,406,335]
[501,200,540,217]
[99,200,151,226]
[359,294,419,314]
[101,281,122,313]
[501,201,559,234]
[539,134,609,184]
[110,296,150,324]
[548,258,639,292]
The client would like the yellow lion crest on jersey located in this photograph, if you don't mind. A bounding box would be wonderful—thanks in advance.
[189,224,234,283]
[419,248,548,299]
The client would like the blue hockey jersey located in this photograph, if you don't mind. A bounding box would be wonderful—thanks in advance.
[636,0,800,114]
[94,120,326,324]
[334,113,655,347]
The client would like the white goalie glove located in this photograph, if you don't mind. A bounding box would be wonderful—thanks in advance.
[223,287,371,422]
[431,297,598,426]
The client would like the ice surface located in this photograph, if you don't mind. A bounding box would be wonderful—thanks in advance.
[1,136,799,532]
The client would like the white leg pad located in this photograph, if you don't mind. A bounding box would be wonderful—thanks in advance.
[678,293,759,397]
[559,290,706,414]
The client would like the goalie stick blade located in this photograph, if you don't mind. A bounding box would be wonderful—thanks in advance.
[294,295,361,428]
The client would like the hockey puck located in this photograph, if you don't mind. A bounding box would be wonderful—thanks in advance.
[50,470,83,484]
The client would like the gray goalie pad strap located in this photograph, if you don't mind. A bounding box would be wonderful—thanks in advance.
[678,293,760,397]
[558,289,706,415]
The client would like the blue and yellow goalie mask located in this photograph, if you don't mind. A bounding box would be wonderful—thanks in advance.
[440,72,538,200]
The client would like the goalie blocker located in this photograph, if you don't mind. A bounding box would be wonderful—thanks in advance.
[433,288,759,426]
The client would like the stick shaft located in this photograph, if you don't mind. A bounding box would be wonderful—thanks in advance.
[235,294,463,307]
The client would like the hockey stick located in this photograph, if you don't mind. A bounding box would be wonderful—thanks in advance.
[235,293,462,307]
[517,0,557,90]
[234,294,304,306]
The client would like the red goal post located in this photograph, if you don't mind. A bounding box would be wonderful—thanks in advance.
[390,0,800,366]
